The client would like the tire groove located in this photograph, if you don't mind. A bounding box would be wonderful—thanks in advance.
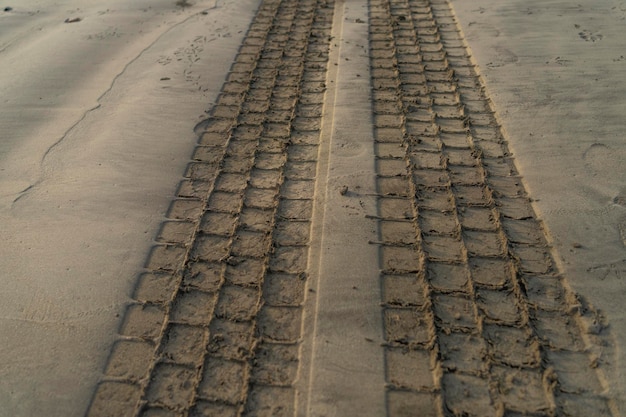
[85,1,334,416]
[371,0,617,416]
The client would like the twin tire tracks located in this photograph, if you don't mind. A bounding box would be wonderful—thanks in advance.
[87,0,618,416]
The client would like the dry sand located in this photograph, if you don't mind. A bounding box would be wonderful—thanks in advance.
[0,0,260,415]
[452,0,626,409]
[1,0,625,416]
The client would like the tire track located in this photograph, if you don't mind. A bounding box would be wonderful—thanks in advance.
[83,0,619,415]
[85,0,334,416]
[370,0,618,416]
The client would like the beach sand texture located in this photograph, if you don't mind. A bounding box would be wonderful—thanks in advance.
[0,0,624,416]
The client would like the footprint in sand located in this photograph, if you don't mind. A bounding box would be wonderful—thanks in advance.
[578,28,603,42]
[588,258,626,280]
[486,46,518,68]
[582,142,624,174]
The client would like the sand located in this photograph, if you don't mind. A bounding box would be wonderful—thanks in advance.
[1,0,625,416]
[0,0,260,415]
[451,0,626,408]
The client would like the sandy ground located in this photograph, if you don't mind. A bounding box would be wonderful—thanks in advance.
[451,0,626,406]
[1,0,625,416]
[0,1,260,415]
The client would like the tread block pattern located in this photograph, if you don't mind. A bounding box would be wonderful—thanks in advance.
[86,1,334,416]
[370,0,616,416]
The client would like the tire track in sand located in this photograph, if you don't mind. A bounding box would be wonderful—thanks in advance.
[84,0,619,415]
[370,0,618,416]
[86,0,334,415]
